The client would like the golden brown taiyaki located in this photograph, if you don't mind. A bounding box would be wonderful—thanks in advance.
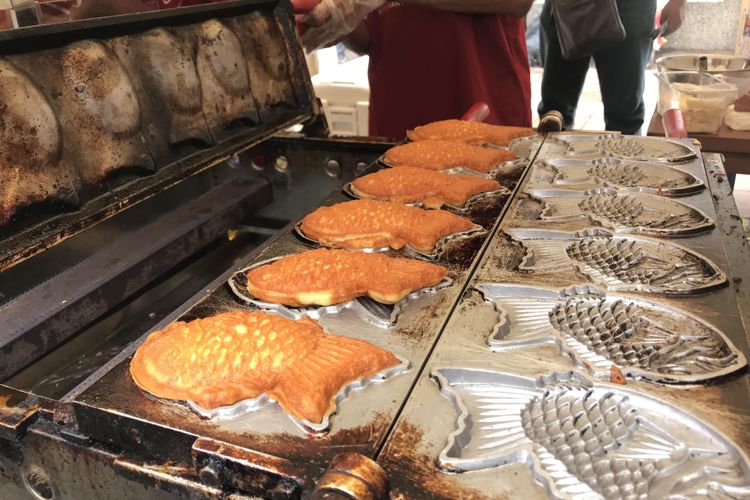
[384,140,516,173]
[246,248,448,307]
[300,199,475,252]
[351,167,502,208]
[130,311,400,424]
[407,119,534,146]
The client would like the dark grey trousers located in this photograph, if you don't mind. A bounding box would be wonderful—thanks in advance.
[537,0,658,134]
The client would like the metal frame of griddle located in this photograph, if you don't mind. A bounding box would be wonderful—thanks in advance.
[374,140,750,498]
[0,133,538,499]
[0,0,316,272]
[49,141,535,495]
[0,134,749,499]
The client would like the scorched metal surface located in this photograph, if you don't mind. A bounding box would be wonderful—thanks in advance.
[65,168,535,495]
[377,136,750,499]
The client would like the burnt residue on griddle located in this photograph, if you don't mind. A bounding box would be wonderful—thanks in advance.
[512,196,544,222]
[483,232,525,273]
[464,191,510,229]
[378,422,491,500]
[236,411,392,469]
[438,232,484,268]
[392,291,450,346]
[493,162,527,190]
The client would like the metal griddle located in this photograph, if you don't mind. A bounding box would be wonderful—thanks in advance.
[0,2,748,498]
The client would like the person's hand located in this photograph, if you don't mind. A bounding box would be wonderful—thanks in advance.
[660,0,686,36]
[295,0,385,52]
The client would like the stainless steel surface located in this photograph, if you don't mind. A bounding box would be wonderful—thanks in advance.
[377,138,750,499]
[528,158,705,196]
[543,134,698,163]
[505,228,727,295]
[702,153,750,345]
[656,53,750,73]
[478,283,747,383]
[51,133,541,497]
[520,189,714,237]
[432,368,750,498]
[0,0,314,272]
[0,178,271,381]
[64,168,523,482]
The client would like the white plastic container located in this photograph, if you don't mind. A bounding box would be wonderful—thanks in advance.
[657,71,737,133]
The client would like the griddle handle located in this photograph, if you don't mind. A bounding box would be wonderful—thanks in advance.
[461,102,490,123]
[312,453,389,500]
[662,108,688,138]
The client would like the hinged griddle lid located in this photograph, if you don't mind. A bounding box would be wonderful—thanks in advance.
[0,0,316,271]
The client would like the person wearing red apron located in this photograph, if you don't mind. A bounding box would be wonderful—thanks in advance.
[295,0,533,139]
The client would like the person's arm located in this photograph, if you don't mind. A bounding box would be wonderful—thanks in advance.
[401,0,533,18]
[342,22,370,54]
[660,0,686,35]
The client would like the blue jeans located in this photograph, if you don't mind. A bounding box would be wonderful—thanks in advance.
[537,0,657,134]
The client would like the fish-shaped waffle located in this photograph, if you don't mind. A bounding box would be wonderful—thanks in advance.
[351,167,502,209]
[508,229,727,295]
[383,140,516,173]
[434,368,750,499]
[130,311,402,425]
[246,248,448,307]
[406,119,534,147]
[530,191,714,237]
[300,199,476,253]
[478,284,746,383]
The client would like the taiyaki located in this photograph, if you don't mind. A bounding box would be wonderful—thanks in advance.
[407,119,534,146]
[508,229,727,295]
[130,311,402,425]
[300,199,476,253]
[351,167,502,209]
[478,284,746,383]
[434,368,750,499]
[383,140,516,173]
[246,248,448,307]
[530,191,714,236]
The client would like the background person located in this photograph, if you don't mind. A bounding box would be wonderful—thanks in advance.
[295,0,535,138]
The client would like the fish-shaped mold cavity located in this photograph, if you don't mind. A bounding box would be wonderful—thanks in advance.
[536,158,704,196]
[60,40,154,188]
[432,368,750,499]
[230,12,296,118]
[0,59,79,226]
[109,28,212,155]
[477,283,747,383]
[525,190,714,237]
[507,228,727,295]
[195,19,259,140]
[548,134,698,162]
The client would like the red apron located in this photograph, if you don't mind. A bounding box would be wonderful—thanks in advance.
[366,5,531,138]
